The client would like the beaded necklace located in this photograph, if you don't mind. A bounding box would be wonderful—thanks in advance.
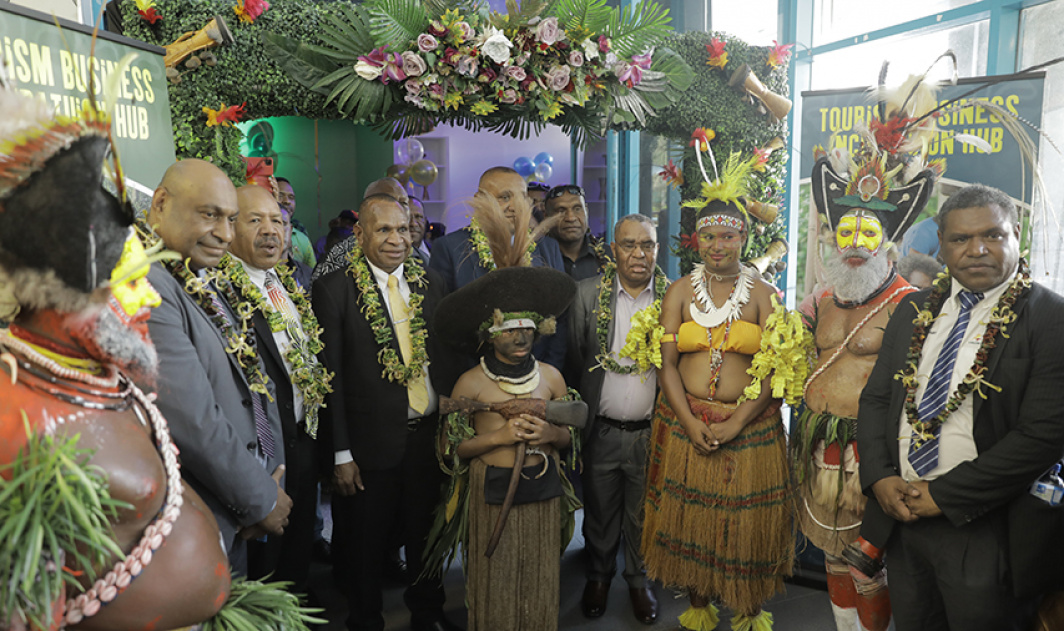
[897,260,1030,445]
[344,242,429,386]
[0,330,183,626]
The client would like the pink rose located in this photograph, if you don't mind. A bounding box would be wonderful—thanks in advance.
[401,51,426,77]
[456,22,474,42]
[429,83,445,100]
[417,33,438,52]
[404,78,422,93]
[499,88,518,104]
[546,64,571,91]
[535,16,561,46]
[568,51,584,67]
[504,65,526,81]
[516,52,531,66]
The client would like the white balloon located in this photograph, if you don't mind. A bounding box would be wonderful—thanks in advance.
[397,138,425,164]
[534,162,553,182]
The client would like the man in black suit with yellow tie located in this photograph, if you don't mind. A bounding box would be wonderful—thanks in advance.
[312,194,460,631]
[858,184,1064,630]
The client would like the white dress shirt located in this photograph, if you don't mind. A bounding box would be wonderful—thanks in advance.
[597,276,658,421]
[898,268,1017,481]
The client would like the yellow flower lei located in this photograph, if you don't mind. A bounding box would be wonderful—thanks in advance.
[742,294,815,406]
[596,262,668,374]
[218,255,334,438]
[468,216,536,271]
[345,242,430,386]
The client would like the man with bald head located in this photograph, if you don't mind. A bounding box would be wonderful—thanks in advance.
[224,185,329,591]
[146,160,292,573]
[429,166,568,368]
[311,177,411,284]
[312,194,460,631]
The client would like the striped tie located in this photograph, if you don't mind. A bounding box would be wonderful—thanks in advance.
[210,286,276,459]
[908,290,983,477]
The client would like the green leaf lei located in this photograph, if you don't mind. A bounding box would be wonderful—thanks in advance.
[218,255,335,439]
[595,262,668,374]
[895,259,1030,446]
[345,242,430,386]
[468,216,537,271]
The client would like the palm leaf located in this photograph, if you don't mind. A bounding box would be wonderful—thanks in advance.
[493,0,555,29]
[640,46,693,109]
[261,32,340,95]
[366,0,430,50]
[551,0,610,35]
[605,0,672,58]
[424,0,485,17]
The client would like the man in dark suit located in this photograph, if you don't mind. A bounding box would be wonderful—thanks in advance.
[430,166,568,368]
[312,194,459,631]
[858,184,1064,630]
[227,185,328,593]
[545,184,610,282]
[568,214,666,624]
[146,159,292,571]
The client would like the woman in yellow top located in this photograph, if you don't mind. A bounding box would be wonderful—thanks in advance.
[642,199,795,631]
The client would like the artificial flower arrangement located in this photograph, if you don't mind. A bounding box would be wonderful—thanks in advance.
[265,0,693,147]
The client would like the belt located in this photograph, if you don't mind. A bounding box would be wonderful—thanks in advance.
[596,415,651,431]
[407,412,437,432]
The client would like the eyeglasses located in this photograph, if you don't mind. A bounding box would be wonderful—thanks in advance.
[615,241,658,254]
[527,181,550,193]
[546,185,585,200]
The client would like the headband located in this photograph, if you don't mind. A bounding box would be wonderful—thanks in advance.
[696,214,745,231]
[488,318,537,333]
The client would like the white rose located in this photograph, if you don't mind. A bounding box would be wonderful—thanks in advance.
[354,60,383,81]
[582,39,599,61]
[481,31,513,65]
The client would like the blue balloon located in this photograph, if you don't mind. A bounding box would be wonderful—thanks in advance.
[533,151,554,166]
[513,156,535,177]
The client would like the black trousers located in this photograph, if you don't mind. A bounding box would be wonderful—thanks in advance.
[887,516,1038,631]
[331,419,447,631]
[248,424,319,594]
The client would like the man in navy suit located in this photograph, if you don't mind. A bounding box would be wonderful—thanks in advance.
[858,185,1064,630]
[430,166,567,368]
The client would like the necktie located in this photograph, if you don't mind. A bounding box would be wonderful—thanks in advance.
[387,275,429,414]
[908,290,983,476]
[265,272,305,344]
[209,286,276,459]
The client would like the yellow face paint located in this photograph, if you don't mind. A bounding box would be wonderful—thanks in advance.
[110,233,161,318]
[835,212,884,253]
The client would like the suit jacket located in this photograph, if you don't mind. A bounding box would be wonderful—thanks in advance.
[568,273,665,444]
[429,229,569,369]
[858,281,1064,598]
[147,265,283,550]
[311,264,456,471]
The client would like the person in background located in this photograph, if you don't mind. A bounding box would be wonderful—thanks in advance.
[426,221,447,246]
[898,216,940,260]
[275,177,317,268]
[544,184,610,282]
[279,202,313,289]
[316,209,358,263]
[313,178,411,284]
[409,195,431,264]
[528,180,550,227]
[897,251,943,289]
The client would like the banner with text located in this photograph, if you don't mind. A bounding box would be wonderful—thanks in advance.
[800,74,1044,201]
[1,6,174,191]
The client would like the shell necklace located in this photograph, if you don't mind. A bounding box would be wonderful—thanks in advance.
[689,263,756,328]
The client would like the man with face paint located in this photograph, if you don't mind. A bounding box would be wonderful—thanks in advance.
[0,86,230,629]
[800,153,939,631]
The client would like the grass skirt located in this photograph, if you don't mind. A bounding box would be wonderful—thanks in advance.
[467,458,560,631]
[642,393,794,613]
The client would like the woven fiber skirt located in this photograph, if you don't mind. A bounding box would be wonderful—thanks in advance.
[467,457,561,631]
[642,393,794,613]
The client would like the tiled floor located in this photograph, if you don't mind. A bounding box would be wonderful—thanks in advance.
[309,510,837,631]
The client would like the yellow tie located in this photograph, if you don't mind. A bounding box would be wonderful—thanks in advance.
[387,275,429,414]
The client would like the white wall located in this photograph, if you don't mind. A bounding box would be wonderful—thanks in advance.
[8,0,81,22]
[407,123,573,231]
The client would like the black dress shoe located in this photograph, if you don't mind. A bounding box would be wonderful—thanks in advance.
[581,580,610,618]
[410,617,464,631]
[629,585,659,625]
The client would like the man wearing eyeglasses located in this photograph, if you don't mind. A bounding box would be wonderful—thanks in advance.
[544,184,610,282]
[568,213,668,625]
